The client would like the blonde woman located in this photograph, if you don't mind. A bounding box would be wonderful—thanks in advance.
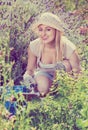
[23,12,81,96]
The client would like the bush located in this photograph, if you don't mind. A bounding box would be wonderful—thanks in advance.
[0,0,88,130]
[0,71,88,130]
[0,0,39,85]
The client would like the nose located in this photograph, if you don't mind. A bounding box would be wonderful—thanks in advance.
[41,30,46,37]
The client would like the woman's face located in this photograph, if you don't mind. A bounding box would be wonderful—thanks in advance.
[38,24,56,44]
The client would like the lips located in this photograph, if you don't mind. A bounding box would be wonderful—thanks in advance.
[42,37,48,40]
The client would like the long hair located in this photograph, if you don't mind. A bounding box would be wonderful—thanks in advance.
[55,30,63,62]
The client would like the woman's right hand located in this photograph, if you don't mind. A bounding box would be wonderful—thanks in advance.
[23,72,36,87]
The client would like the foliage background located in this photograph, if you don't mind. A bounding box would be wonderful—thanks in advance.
[0,0,88,130]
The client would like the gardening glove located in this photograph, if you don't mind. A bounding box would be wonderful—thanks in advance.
[55,62,66,71]
[23,72,39,96]
[23,72,36,88]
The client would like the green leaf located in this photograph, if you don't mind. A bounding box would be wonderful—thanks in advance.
[76,119,88,128]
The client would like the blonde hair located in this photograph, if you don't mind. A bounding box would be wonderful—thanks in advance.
[55,30,63,62]
[32,12,64,62]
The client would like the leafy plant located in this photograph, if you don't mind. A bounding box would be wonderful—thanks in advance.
[0,0,88,130]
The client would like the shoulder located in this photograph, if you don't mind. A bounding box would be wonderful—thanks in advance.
[61,36,76,59]
[29,38,41,57]
[61,36,76,49]
[30,38,41,48]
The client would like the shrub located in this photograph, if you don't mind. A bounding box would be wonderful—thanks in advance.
[0,0,88,130]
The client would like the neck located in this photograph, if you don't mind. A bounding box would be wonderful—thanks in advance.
[44,41,56,49]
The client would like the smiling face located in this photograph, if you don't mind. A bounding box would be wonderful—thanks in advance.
[38,24,56,45]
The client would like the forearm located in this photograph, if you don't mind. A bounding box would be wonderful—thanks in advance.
[69,50,82,75]
[26,68,34,76]
[26,61,37,75]
[63,60,82,75]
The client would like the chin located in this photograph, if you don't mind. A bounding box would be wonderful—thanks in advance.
[43,40,51,44]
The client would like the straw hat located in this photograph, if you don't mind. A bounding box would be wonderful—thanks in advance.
[32,12,64,33]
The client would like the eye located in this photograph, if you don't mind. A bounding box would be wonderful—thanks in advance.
[38,27,43,32]
[46,28,51,31]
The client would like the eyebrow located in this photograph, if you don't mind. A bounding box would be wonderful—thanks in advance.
[46,26,52,29]
[38,26,52,29]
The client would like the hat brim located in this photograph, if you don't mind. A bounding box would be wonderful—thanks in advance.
[31,20,64,34]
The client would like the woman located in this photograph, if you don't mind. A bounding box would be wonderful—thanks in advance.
[23,12,81,96]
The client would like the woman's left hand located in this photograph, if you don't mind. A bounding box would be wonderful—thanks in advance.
[62,60,72,72]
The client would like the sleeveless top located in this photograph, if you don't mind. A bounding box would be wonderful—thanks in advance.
[29,36,76,72]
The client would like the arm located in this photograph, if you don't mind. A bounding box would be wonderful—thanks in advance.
[62,51,82,74]
[26,46,37,75]
[69,50,82,74]
[23,46,37,86]
[55,51,81,73]
[61,36,81,74]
